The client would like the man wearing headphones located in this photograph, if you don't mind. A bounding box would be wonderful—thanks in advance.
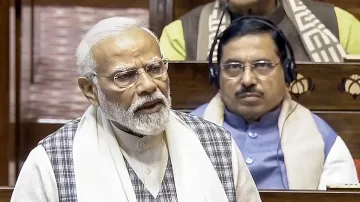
[191,16,359,190]
[159,0,360,62]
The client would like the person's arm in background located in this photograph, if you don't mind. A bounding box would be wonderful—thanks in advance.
[336,7,360,54]
[159,20,186,60]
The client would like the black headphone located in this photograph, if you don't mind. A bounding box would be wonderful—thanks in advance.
[208,15,297,88]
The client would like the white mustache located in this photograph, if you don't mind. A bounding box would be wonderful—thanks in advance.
[130,92,168,113]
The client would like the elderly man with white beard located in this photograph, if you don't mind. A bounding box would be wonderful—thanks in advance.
[11,17,261,202]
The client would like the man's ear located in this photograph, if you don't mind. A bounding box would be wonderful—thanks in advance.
[78,77,100,107]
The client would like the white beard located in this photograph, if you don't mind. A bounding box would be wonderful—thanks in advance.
[97,88,171,136]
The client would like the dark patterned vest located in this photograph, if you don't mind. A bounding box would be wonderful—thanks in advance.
[39,111,236,202]
[124,156,178,201]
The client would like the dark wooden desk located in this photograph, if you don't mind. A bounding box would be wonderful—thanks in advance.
[2,187,359,202]
[259,190,360,202]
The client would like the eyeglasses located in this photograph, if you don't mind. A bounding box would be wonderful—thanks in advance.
[220,60,280,78]
[93,58,169,88]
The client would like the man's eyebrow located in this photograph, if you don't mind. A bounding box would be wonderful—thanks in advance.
[110,66,136,75]
[145,57,162,66]
[109,57,162,75]
[223,59,243,63]
[252,58,273,62]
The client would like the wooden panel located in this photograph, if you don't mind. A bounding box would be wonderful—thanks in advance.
[168,62,360,110]
[24,0,149,8]
[260,190,360,202]
[0,0,10,185]
[149,0,173,37]
[313,112,360,158]
[173,0,210,20]
[19,122,61,161]
[316,111,360,159]
[0,187,13,202]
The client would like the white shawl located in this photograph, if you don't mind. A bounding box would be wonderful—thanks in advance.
[203,93,325,189]
[73,105,229,202]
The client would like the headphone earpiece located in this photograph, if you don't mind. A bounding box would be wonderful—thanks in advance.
[282,58,296,84]
[209,64,220,88]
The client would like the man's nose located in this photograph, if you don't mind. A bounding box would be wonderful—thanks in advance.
[240,67,257,87]
[135,71,157,95]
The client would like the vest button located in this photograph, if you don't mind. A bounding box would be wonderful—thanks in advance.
[248,132,258,139]
[139,142,145,148]
[245,157,254,165]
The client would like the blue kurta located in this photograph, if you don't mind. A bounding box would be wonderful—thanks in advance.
[191,104,337,189]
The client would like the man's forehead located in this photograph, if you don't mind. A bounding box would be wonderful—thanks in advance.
[225,33,276,50]
[95,28,157,47]
[221,33,279,61]
[92,29,160,57]
[90,29,161,74]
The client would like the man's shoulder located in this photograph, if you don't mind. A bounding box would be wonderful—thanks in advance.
[39,117,81,149]
[173,110,231,140]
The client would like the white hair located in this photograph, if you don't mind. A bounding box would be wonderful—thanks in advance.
[76,16,157,79]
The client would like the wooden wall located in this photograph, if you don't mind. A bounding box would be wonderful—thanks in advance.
[23,0,148,8]
[0,0,10,185]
